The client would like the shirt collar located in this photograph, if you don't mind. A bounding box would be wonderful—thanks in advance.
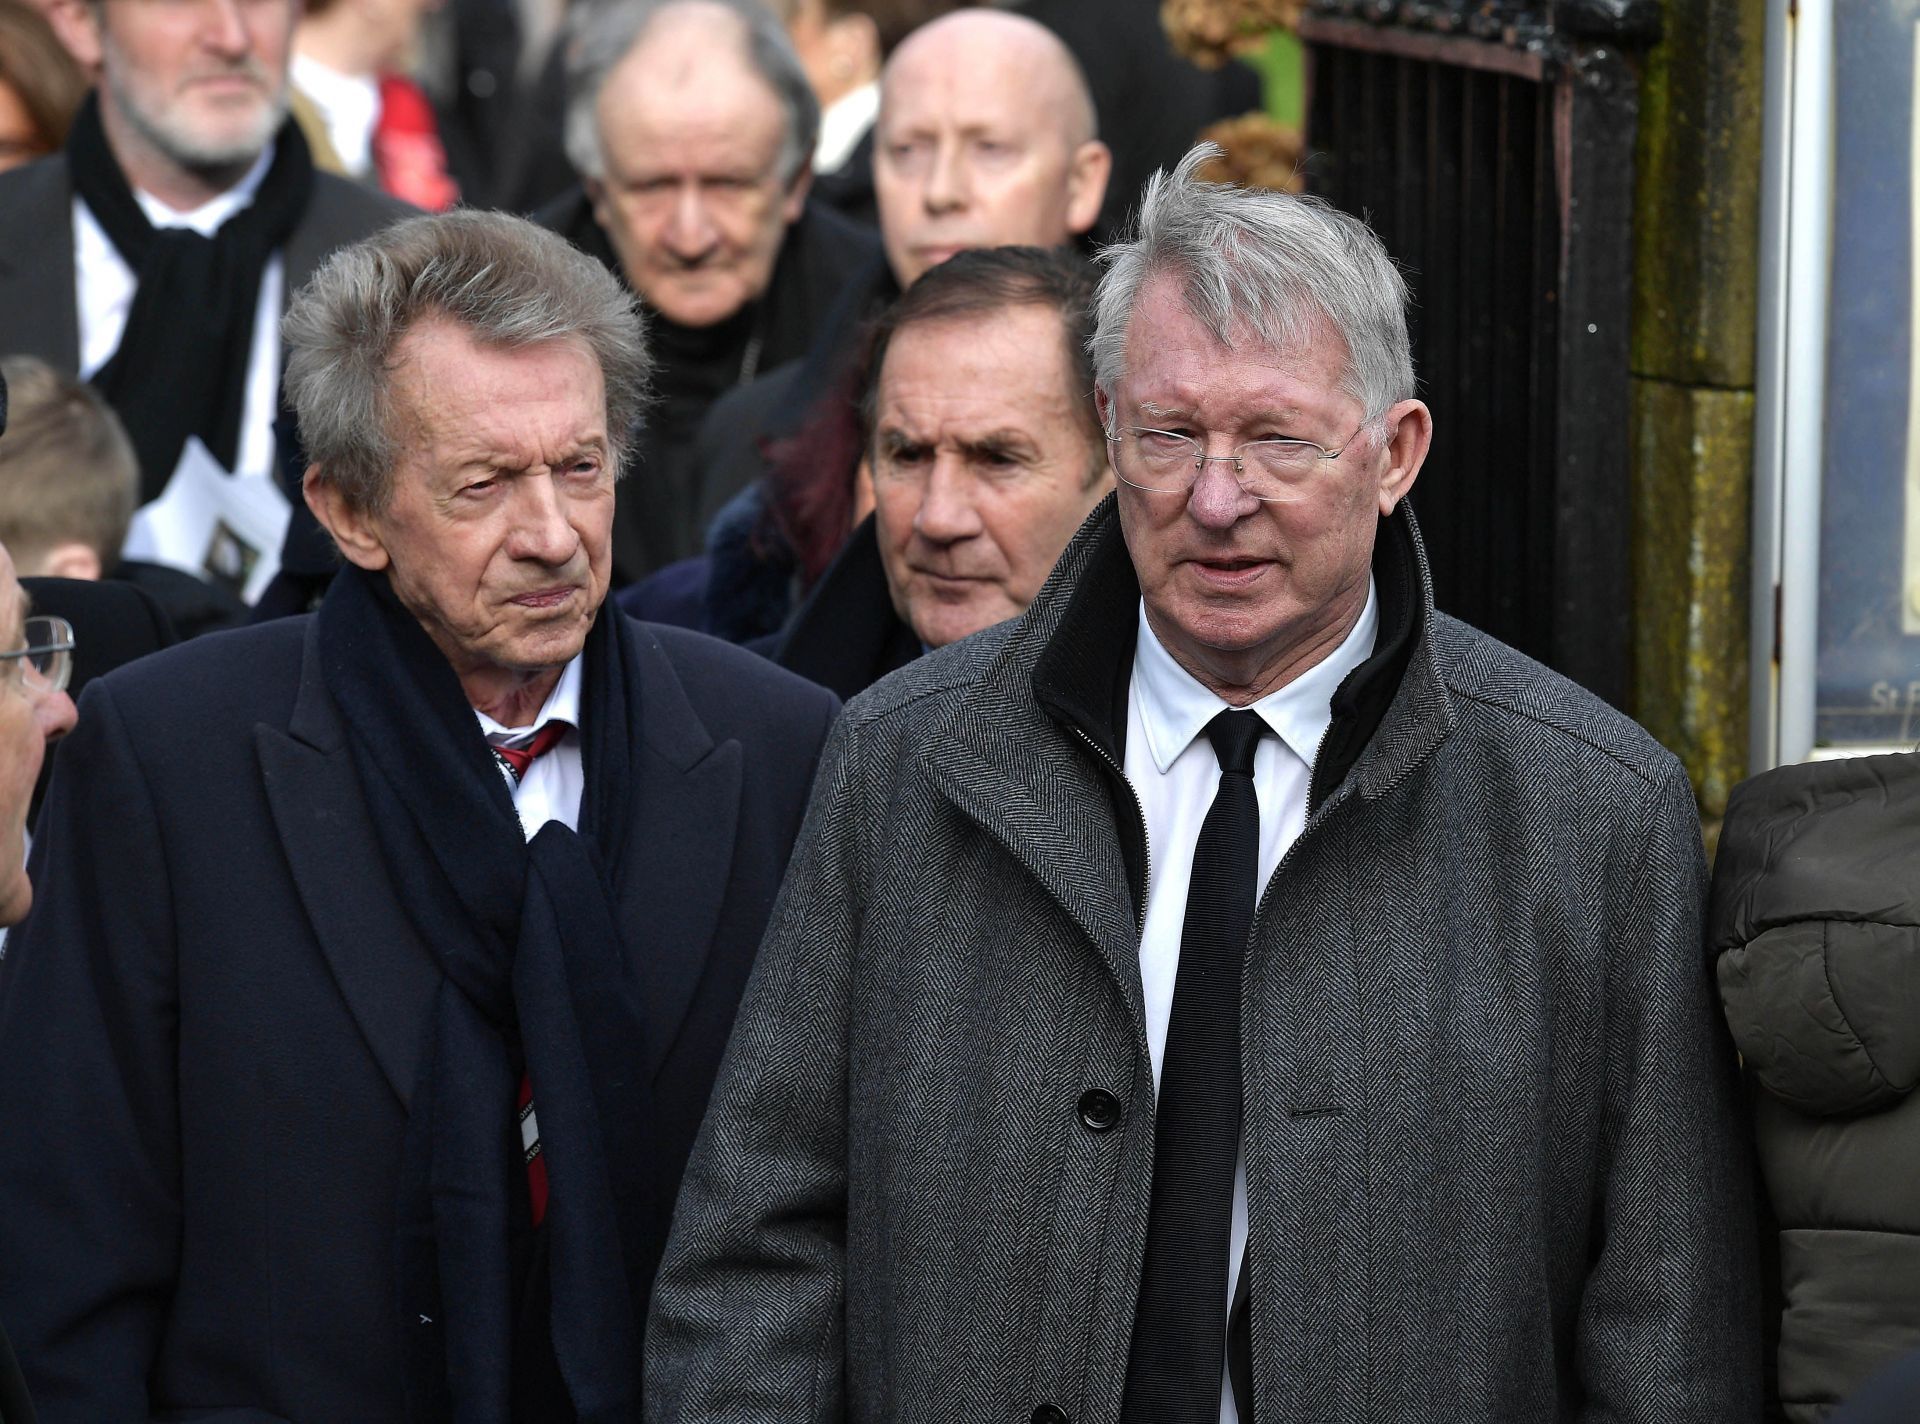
[134,140,276,236]
[472,653,584,742]
[814,81,879,174]
[1132,578,1380,775]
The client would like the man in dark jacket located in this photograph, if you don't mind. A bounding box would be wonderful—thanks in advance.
[641,5,1112,641]
[647,148,1760,1423]
[0,211,838,1423]
[774,246,1110,700]
[541,0,880,581]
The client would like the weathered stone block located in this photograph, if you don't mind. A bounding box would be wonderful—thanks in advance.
[1630,0,1765,388]
[1631,376,1753,817]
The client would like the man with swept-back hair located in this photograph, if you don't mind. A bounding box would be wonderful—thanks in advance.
[770,244,1111,701]
[0,209,837,1423]
[647,145,1760,1422]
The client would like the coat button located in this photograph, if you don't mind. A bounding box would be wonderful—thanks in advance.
[1077,1088,1121,1131]
[1031,1406,1069,1424]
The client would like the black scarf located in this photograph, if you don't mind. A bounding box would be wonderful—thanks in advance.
[67,91,314,500]
[315,565,653,1423]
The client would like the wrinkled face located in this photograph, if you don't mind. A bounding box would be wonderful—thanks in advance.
[95,0,297,173]
[874,28,1104,288]
[0,549,78,927]
[870,306,1110,649]
[588,36,805,329]
[337,322,615,685]
[1103,274,1424,692]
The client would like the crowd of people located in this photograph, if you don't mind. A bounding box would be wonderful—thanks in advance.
[0,0,1914,1421]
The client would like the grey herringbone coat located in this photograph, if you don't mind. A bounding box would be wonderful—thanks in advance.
[647,500,1762,1423]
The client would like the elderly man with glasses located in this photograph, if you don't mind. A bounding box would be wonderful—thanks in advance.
[647,146,1761,1423]
[0,537,74,1424]
[0,549,75,931]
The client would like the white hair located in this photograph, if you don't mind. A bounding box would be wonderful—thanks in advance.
[1090,144,1416,423]
[562,0,820,184]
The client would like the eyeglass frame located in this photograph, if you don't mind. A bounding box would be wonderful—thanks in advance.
[0,616,76,696]
[1102,418,1375,502]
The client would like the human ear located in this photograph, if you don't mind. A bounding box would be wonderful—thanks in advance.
[304,466,392,571]
[1064,140,1112,237]
[1374,399,1432,516]
[780,162,814,224]
[37,542,102,581]
[53,0,103,73]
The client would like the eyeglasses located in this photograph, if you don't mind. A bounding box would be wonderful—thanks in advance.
[0,617,75,697]
[1104,422,1371,502]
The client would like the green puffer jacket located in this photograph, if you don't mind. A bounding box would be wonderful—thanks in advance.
[1710,752,1920,1422]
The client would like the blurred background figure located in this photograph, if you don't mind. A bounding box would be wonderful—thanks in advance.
[872,6,1108,292]
[772,245,1111,699]
[762,0,963,225]
[290,0,460,209]
[1016,0,1262,241]
[0,356,138,585]
[543,0,879,581]
[1711,752,1920,1421]
[0,0,86,173]
[0,0,409,609]
[635,5,1110,641]
[0,355,239,643]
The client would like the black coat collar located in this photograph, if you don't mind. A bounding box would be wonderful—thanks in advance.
[775,514,922,701]
[1031,497,1427,817]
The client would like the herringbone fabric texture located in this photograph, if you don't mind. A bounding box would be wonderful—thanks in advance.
[646,499,1761,1424]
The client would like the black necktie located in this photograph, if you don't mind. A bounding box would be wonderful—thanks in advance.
[1122,709,1268,1424]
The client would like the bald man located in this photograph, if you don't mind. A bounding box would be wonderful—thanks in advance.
[636,5,1110,639]
[874,6,1109,288]
[538,0,881,581]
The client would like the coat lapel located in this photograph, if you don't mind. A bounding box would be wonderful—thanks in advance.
[259,619,439,1106]
[920,712,1146,1039]
[614,620,742,1082]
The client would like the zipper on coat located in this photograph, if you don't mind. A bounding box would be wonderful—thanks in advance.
[1068,723,1151,937]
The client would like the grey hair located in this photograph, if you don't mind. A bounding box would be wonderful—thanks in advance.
[283,209,653,513]
[1090,144,1415,426]
[562,0,820,186]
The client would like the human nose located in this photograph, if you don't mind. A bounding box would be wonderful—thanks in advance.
[922,141,967,213]
[912,458,982,544]
[507,476,582,565]
[196,0,253,58]
[34,688,76,745]
[663,183,719,258]
[1186,453,1258,529]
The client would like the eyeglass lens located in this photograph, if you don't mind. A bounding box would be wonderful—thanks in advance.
[16,617,74,695]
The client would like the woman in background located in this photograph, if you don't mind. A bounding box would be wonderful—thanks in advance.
[0,0,85,174]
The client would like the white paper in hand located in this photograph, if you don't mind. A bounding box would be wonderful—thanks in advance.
[121,435,292,604]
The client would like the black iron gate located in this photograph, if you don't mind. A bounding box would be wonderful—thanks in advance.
[1301,0,1658,709]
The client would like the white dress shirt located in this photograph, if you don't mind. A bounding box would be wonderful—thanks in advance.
[1123,580,1379,1423]
[291,53,381,176]
[73,143,286,491]
[473,655,585,839]
[815,80,879,175]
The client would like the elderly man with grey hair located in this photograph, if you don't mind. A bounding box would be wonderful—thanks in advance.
[646,145,1762,1423]
[537,0,881,582]
[0,209,838,1423]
